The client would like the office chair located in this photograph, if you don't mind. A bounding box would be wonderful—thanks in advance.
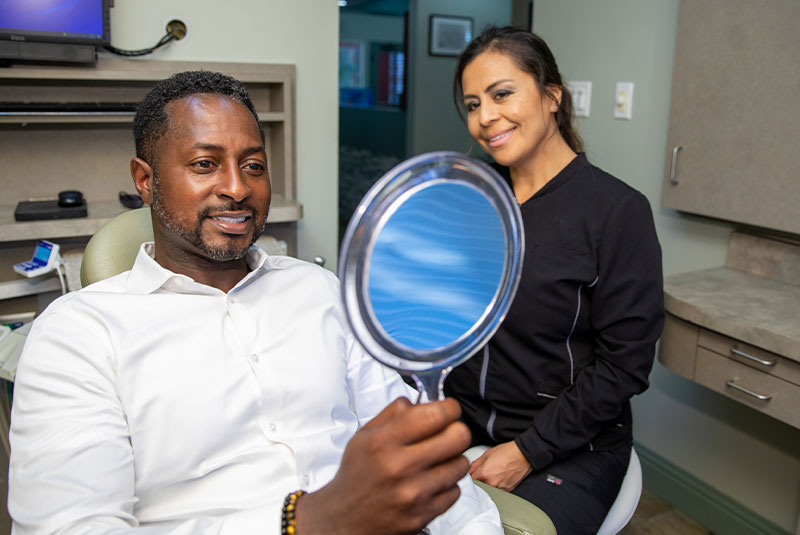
[596,447,642,535]
[80,209,558,535]
[467,445,641,535]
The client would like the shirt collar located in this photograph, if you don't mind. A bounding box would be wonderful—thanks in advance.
[126,242,280,295]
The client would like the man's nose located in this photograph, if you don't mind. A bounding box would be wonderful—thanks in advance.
[216,165,250,202]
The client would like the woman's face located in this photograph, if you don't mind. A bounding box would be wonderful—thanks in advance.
[461,50,560,169]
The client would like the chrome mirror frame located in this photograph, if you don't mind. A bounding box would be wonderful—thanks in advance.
[339,151,524,400]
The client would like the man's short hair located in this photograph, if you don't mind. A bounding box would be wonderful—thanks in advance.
[133,70,265,167]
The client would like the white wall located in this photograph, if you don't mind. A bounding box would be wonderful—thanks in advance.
[534,1,800,531]
[406,0,512,155]
[109,0,340,266]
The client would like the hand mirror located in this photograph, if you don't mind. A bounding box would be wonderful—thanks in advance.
[339,151,524,403]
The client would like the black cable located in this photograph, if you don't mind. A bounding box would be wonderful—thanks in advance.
[105,20,186,57]
[105,33,175,57]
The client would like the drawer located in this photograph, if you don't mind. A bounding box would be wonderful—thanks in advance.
[699,329,800,387]
[695,348,800,429]
[658,313,699,380]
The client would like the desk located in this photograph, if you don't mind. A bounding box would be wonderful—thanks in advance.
[658,232,800,429]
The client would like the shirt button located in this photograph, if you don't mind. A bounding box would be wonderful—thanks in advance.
[250,354,260,363]
[269,422,277,433]
[173,278,184,287]
[302,474,310,486]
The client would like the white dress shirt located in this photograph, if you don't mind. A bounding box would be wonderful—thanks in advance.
[9,244,502,535]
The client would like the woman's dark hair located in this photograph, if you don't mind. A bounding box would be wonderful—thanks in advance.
[453,25,583,153]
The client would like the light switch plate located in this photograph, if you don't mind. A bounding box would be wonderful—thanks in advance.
[614,82,634,120]
[566,81,592,118]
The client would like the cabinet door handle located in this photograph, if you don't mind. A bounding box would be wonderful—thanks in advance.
[725,380,772,401]
[669,145,682,185]
[730,347,776,367]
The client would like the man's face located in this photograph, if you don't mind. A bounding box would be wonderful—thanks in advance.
[147,94,270,263]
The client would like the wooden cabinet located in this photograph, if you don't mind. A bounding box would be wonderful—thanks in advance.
[0,56,300,247]
[658,232,800,430]
[661,314,800,429]
[661,0,800,235]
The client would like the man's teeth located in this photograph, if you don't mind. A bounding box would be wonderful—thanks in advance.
[214,216,249,223]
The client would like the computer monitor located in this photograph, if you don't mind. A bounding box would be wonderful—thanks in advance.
[0,0,110,64]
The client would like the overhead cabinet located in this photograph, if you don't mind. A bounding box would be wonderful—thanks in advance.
[661,0,800,235]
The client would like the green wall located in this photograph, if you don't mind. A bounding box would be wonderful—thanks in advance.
[533,1,800,531]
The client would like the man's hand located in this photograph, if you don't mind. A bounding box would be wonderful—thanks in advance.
[295,397,470,535]
[469,441,532,492]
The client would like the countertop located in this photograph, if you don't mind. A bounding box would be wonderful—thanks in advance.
[665,267,800,363]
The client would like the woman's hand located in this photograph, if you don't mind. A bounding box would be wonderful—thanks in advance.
[469,441,532,492]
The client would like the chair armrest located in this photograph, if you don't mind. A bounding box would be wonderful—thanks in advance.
[473,479,557,535]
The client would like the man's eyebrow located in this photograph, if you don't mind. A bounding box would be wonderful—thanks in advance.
[190,143,266,156]
[463,79,514,100]
[192,143,225,152]
[241,146,267,157]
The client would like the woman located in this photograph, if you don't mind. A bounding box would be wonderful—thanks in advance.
[443,26,664,534]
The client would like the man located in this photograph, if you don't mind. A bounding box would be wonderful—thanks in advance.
[8,71,502,534]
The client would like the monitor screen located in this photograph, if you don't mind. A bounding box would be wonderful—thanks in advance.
[33,242,53,263]
[0,0,110,45]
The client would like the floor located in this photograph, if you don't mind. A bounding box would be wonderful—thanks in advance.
[621,487,712,535]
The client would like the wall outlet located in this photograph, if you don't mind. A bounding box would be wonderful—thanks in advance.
[614,82,634,120]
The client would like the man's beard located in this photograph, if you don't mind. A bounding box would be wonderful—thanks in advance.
[151,173,266,261]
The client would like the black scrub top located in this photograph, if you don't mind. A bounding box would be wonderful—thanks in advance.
[444,153,665,470]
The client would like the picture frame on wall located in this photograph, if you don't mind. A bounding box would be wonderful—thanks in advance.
[339,40,366,88]
[428,14,473,57]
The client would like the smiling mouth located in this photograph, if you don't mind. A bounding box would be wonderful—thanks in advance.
[488,127,515,146]
[211,214,251,224]
[206,211,256,235]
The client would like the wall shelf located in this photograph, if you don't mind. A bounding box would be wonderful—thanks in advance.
[0,57,297,207]
[0,197,301,243]
[0,111,287,126]
[0,57,300,294]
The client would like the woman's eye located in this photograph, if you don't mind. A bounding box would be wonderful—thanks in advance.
[494,90,512,100]
[465,101,479,112]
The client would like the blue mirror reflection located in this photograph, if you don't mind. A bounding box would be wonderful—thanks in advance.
[368,181,506,352]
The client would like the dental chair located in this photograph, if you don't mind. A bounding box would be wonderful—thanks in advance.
[80,208,558,535]
[80,207,154,287]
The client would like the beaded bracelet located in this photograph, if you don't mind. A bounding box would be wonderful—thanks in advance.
[280,490,305,535]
